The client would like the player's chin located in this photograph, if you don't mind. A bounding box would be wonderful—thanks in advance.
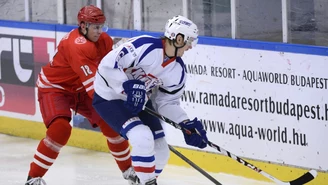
[91,36,100,42]
[178,51,185,57]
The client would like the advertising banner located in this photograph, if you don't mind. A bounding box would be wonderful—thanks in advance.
[0,27,56,120]
[164,45,327,170]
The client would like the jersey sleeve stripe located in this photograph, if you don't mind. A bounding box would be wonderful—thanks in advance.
[82,77,95,86]
[36,79,53,89]
[76,86,84,91]
[159,85,184,94]
[131,37,160,48]
[38,69,65,90]
[85,85,94,92]
[138,40,162,64]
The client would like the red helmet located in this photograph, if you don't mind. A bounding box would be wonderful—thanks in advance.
[77,5,106,25]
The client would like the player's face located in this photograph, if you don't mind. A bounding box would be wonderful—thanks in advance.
[175,35,196,57]
[86,23,108,42]
[177,44,192,57]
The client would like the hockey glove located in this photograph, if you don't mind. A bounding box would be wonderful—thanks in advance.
[122,79,146,115]
[179,118,208,149]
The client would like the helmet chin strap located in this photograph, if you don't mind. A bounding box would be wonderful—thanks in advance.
[172,40,186,57]
[79,23,92,41]
[164,38,186,58]
[84,23,89,37]
[79,22,89,37]
[85,27,89,37]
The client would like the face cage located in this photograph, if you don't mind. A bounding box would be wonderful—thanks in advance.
[86,22,109,32]
[185,37,198,47]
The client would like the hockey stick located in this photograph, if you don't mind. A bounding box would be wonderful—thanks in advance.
[168,145,222,185]
[144,107,317,185]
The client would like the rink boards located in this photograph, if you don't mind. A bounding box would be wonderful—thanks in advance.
[0,20,327,184]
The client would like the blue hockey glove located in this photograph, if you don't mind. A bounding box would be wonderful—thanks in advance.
[122,79,146,115]
[179,118,208,149]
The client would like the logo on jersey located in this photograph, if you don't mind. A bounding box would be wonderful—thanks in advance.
[126,44,137,57]
[125,67,163,91]
[75,36,87,44]
[126,44,134,52]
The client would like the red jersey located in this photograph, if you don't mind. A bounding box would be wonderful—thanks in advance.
[37,28,113,98]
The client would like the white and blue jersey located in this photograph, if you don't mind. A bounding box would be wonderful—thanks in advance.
[94,35,189,124]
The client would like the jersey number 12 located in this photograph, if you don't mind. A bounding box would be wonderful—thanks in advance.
[81,65,93,76]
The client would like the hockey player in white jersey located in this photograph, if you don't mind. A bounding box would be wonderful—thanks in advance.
[92,15,208,185]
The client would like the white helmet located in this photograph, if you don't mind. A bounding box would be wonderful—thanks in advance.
[164,15,199,47]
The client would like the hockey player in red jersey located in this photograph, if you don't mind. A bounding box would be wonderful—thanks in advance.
[25,5,138,185]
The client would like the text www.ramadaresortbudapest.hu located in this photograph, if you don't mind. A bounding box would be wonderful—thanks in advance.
[201,120,308,146]
[181,90,328,122]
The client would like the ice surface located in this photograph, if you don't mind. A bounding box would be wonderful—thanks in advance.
[0,134,275,185]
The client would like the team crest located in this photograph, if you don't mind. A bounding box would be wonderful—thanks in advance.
[75,36,87,44]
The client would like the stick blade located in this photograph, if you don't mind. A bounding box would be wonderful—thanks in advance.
[288,170,317,185]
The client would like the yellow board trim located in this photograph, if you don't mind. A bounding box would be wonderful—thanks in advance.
[0,116,326,184]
